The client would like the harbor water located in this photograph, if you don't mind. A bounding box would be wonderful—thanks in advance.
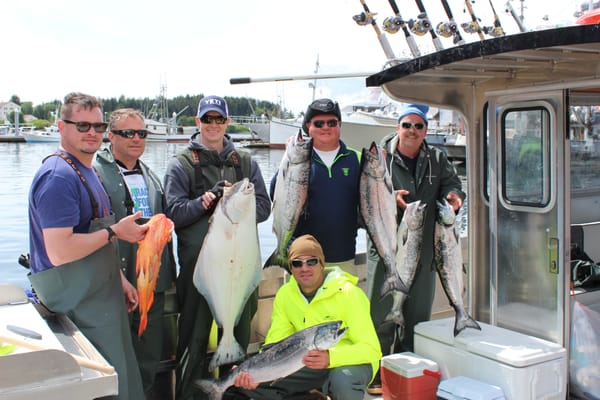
[2,141,368,290]
[1,141,466,291]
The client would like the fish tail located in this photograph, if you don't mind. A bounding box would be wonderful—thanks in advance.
[194,378,224,400]
[380,273,409,297]
[138,311,148,337]
[264,250,288,270]
[454,310,481,336]
[209,340,245,373]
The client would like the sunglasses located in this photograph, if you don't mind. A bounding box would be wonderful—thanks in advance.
[63,119,108,133]
[200,115,227,125]
[400,121,426,130]
[290,257,320,269]
[112,129,149,139]
[311,119,339,128]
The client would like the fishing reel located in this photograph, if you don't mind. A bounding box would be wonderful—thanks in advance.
[436,21,458,38]
[461,20,482,34]
[352,11,376,26]
[382,16,405,34]
[408,13,431,36]
[483,25,505,37]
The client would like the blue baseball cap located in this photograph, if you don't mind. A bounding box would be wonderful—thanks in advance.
[397,104,429,124]
[197,95,229,118]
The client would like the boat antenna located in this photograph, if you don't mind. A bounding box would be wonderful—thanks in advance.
[308,55,319,102]
[382,0,422,58]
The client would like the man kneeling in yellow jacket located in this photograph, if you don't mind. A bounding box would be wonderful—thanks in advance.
[226,234,381,400]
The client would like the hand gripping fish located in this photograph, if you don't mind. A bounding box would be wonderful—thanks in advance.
[136,213,174,336]
[359,142,409,296]
[433,199,480,336]
[265,131,312,270]
[195,321,347,400]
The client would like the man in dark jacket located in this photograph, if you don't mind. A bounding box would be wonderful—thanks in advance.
[163,95,271,400]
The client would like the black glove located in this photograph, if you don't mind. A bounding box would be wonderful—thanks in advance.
[206,180,227,212]
[209,180,227,200]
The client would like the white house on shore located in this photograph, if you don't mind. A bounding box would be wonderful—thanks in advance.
[0,101,21,123]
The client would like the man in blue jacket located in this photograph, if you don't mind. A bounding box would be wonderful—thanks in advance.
[270,98,361,271]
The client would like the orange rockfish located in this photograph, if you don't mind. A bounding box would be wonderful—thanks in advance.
[136,213,174,336]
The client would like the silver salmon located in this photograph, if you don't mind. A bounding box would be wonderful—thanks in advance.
[195,321,347,400]
[193,178,263,371]
[386,200,427,326]
[434,199,480,336]
[265,131,312,269]
[360,142,409,296]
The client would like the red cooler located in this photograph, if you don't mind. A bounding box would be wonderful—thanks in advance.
[381,352,441,400]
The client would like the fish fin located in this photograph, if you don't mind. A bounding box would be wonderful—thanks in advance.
[264,250,289,271]
[194,378,224,400]
[209,339,245,373]
[454,312,481,336]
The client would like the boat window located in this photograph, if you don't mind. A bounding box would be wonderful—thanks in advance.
[501,107,550,206]
[570,102,600,192]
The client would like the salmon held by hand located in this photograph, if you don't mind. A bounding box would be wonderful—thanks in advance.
[136,213,174,337]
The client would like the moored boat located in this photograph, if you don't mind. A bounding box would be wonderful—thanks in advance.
[21,126,60,143]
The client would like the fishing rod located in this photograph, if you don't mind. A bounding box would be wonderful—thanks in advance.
[353,0,397,63]
[483,0,505,37]
[462,0,485,40]
[382,0,421,58]
[504,0,527,32]
[437,0,466,45]
[409,0,444,51]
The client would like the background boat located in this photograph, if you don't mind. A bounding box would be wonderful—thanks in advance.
[22,126,60,143]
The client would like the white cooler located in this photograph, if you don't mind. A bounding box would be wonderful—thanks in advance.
[414,318,567,400]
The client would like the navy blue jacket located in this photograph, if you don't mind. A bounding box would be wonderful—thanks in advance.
[271,141,361,262]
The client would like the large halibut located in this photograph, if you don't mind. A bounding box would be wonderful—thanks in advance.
[193,178,262,371]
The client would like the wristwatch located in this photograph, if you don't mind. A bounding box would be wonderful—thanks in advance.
[105,226,117,243]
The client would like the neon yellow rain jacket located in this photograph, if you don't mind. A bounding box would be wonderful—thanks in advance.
[264,267,382,379]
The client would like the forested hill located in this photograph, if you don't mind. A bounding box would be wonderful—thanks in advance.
[8,94,295,127]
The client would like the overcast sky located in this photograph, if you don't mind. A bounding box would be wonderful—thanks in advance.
[1,0,585,115]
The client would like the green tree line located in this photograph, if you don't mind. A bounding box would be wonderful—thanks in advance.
[7,94,295,128]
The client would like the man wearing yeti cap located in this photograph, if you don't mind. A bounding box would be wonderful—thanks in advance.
[269,98,362,273]
[365,103,465,393]
[164,95,271,399]
[227,235,381,400]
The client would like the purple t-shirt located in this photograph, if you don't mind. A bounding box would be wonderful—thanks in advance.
[28,152,112,273]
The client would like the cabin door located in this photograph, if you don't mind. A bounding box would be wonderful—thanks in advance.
[487,92,568,345]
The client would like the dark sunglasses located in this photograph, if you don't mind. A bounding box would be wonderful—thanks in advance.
[400,121,426,130]
[200,115,227,125]
[290,257,320,268]
[63,119,108,133]
[112,129,149,139]
[311,119,339,128]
